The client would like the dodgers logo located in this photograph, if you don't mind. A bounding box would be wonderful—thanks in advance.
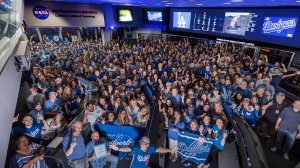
[262,17,298,37]
[107,134,134,146]
[33,5,49,20]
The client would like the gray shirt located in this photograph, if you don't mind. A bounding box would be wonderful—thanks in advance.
[279,107,300,132]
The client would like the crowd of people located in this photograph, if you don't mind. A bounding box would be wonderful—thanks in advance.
[8,35,300,168]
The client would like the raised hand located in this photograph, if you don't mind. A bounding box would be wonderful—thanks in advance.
[13,114,19,123]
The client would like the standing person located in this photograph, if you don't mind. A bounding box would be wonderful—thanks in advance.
[259,92,288,141]
[109,136,171,168]
[82,102,104,131]
[27,84,46,111]
[9,135,47,168]
[62,121,88,168]
[166,111,185,162]
[86,131,119,168]
[44,92,62,117]
[271,99,300,160]
[12,114,49,144]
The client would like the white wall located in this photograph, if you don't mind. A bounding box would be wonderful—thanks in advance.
[0,53,22,168]
[24,0,105,27]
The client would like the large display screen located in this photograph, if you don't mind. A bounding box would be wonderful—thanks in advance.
[147,11,163,22]
[142,8,166,25]
[118,9,133,22]
[169,8,300,48]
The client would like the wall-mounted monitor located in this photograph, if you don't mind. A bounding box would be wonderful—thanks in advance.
[169,8,300,48]
[118,9,133,22]
[142,8,166,25]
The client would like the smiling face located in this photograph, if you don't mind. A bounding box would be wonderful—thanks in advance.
[22,116,33,127]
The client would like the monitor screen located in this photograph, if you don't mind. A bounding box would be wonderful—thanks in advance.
[169,8,300,48]
[118,9,133,22]
[261,17,298,38]
[147,11,163,22]
[172,12,191,29]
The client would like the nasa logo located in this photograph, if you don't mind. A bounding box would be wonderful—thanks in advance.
[33,6,49,20]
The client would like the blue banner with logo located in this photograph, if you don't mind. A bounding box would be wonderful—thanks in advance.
[45,35,64,43]
[261,17,298,38]
[95,122,145,147]
[178,132,213,164]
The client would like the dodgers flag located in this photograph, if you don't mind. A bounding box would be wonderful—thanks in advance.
[178,132,213,164]
[95,122,145,147]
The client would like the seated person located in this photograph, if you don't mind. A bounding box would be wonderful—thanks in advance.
[12,114,49,144]
[86,131,119,168]
[9,135,47,168]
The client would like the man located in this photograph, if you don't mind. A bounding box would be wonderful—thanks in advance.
[109,136,171,168]
[26,84,46,111]
[44,92,62,117]
[12,114,49,144]
[82,102,104,131]
[256,77,275,98]
[86,131,118,168]
[271,99,300,160]
[62,121,88,168]
[259,92,288,140]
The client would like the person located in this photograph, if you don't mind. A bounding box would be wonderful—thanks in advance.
[113,109,133,126]
[29,102,45,124]
[82,102,104,131]
[12,114,49,144]
[26,84,46,111]
[41,112,64,140]
[134,106,150,127]
[109,136,171,168]
[199,118,228,168]
[62,121,88,168]
[259,92,288,140]
[86,131,119,168]
[44,92,62,117]
[271,99,300,160]
[9,135,47,168]
[237,98,259,128]
[166,111,185,162]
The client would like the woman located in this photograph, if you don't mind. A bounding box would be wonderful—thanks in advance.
[185,119,200,135]
[135,106,150,127]
[212,102,227,124]
[42,112,64,140]
[101,111,116,125]
[113,109,133,126]
[238,98,259,128]
[199,115,213,137]
[208,87,221,104]
[9,135,47,168]
[61,86,79,117]
[199,118,228,168]
[234,92,244,106]
[126,99,140,120]
[166,111,185,162]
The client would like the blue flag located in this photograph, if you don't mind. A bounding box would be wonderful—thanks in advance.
[178,132,213,164]
[94,122,145,147]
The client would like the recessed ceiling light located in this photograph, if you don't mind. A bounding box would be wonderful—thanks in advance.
[231,0,243,2]
[223,2,232,4]
[162,0,169,2]
[296,0,300,2]
[196,3,203,5]
[167,2,173,4]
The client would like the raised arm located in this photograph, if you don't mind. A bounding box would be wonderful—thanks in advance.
[156,147,171,153]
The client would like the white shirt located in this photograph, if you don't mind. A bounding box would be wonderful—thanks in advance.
[86,106,103,129]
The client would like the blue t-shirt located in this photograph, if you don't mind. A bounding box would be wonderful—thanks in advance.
[167,121,185,140]
[44,99,61,114]
[13,124,43,144]
[62,134,86,160]
[130,146,157,168]
[212,125,225,150]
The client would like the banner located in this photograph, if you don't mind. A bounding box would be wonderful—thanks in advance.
[94,122,145,147]
[178,132,213,164]
[45,34,64,43]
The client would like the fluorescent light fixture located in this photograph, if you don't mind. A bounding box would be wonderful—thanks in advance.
[166,2,173,4]
[223,2,232,4]
[296,0,300,2]
[162,0,169,2]
[196,3,203,5]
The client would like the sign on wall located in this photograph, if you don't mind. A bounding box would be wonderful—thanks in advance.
[32,5,49,20]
